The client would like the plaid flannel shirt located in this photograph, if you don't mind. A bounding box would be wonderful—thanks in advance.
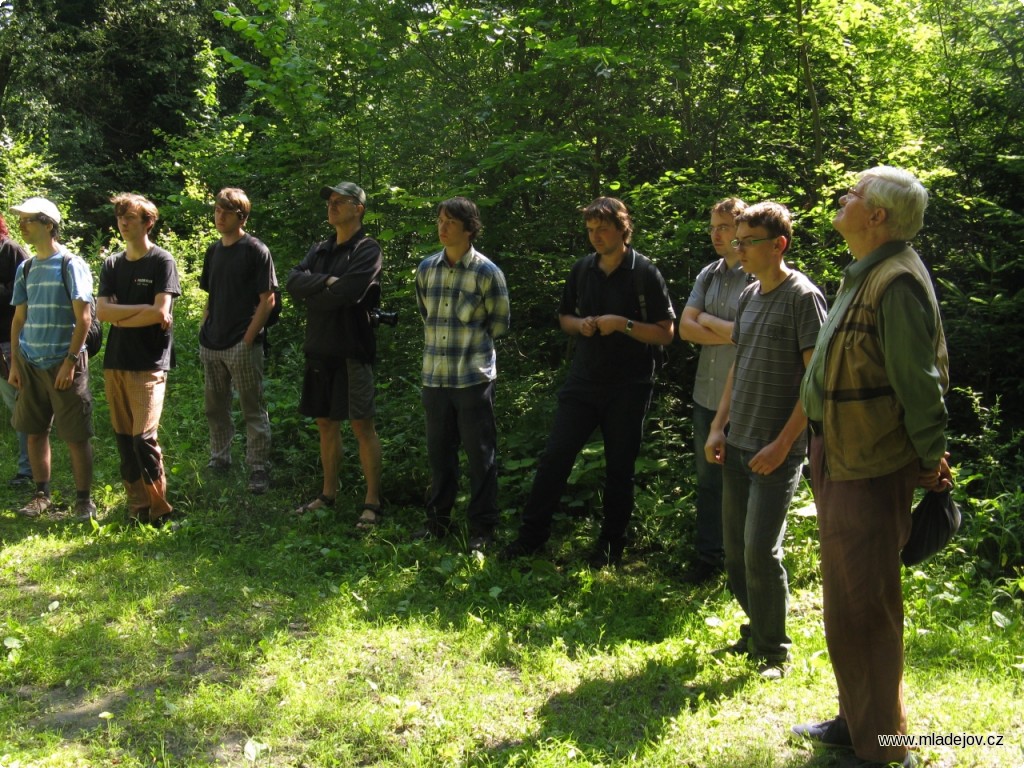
[416,246,510,388]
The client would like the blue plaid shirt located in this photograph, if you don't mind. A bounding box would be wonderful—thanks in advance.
[416,246,510,388]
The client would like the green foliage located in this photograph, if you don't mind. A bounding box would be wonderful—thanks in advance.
[0,134,59,212]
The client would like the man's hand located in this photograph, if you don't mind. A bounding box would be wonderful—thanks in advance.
[579,316,599,337]
[705,426,727,465]
[594,315,623,336]
[919,452,953,493]
[55,359,76,391]
[749,438,789,476]
[8,367,20,390]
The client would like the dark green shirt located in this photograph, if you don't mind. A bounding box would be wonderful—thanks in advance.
[801,241,947,466]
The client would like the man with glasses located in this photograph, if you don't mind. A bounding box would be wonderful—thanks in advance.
[287,182,383,526]
[677,197,750,583]
[793,168,950,768]
[8,197,96,520]
[199,187,278,494]
[705,202,826,678]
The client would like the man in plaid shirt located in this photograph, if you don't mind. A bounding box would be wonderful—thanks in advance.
[415,197,510,552]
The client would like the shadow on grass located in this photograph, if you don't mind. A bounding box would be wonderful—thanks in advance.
[471,655,851,767]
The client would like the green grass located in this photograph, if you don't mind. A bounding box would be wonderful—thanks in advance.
[1,460,1021,767]
[1,274,1022,767]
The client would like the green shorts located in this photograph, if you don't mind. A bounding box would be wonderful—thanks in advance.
[12,351,94,442]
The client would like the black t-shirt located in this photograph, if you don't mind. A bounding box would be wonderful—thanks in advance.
[199,234,278,350]
[0,237,29,344]
[559,249,675,384]
[98,246,181,371]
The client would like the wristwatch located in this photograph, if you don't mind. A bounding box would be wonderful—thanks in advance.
[625,319,634,334]
[66,351,80,364]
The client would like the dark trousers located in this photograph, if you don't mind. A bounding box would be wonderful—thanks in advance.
[811,435,916,764]
[422,381,499,534]
[692,402,725,565]
[517,375,652,548]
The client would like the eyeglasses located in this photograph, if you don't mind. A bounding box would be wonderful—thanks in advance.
[19,215,45,225]
[706,224,735,234]
[730,236,776,250]
[328,198,359,209]
[845,187,867,201]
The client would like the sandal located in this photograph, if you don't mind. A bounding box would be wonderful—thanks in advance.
[293,494,335,516]
[355,503,383,529]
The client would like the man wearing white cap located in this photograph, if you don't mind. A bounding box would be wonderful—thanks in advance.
[8,197,95,520]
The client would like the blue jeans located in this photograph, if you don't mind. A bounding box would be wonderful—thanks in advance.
[692,402,724,565]
[422,381,499,535]
[517,375,653,549]
[722,444,803,663]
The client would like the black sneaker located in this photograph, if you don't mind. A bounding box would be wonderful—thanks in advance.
[468,531,495,554]
[8,473,33,488]
[681,558,724,584]
[413,522,451,542]
[791,717,853,748]
[499,538,544,561]
[719,636,750,656]
[586,539,624,569]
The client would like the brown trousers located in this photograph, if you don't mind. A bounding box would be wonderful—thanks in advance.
[810,435,916,764]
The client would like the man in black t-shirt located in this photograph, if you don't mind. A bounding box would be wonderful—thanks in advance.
[97,194,181,524]
[0,213,31,486]
[198,188,278,495]
[502,197,676,566]
[286,181,383,524]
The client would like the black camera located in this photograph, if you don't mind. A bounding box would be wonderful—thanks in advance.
[369,308,399,328]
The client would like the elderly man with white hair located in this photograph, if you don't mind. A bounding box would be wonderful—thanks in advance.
[794,166,952,767]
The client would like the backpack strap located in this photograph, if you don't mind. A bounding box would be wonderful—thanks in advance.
[21,255,74,306]
[573,249,653,322]
[58,254,74,305]
[571,255,591,317]
[631,249,648,322]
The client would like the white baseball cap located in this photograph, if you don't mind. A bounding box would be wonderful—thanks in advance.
[12,197,62,224]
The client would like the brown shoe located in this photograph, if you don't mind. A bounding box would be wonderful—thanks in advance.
[18,492,51,518]
[248,469,270,495]
[73,499,98,522]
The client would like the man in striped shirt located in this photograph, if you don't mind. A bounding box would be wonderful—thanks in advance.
[8,197,95,520]
[705,202,826,678]
[415,197,510,552]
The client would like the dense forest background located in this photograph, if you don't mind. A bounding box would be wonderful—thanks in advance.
[1,0,1022,557]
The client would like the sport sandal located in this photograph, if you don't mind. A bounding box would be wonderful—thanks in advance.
[355,502,383,529]
[293,494,335,516]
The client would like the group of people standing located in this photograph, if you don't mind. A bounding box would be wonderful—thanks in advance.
[2,165,950,766]
[676,168,950,768]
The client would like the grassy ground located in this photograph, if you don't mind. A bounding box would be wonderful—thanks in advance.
[1,443,1021,768]
[1,275,1022,767]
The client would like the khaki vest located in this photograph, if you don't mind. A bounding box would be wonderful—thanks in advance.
[822,246,948,480]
